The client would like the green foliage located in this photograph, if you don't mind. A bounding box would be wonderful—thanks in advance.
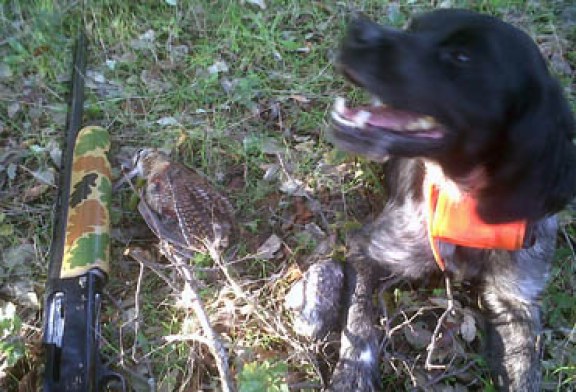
[238,360,289,392]
[293,231,317,253]
[0,303,25,369]
[0,213,14,238]
[192,252,213,268]
[553,365,576,388]
[543,247,576,326]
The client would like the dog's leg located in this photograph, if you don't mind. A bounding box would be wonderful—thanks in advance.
[328,159,434,391]
[481,218,557,392]
[483,284,543,391]
[328,244,381,392]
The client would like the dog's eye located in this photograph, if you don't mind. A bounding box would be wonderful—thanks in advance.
[442,48,472,66]
[453,51,471,63]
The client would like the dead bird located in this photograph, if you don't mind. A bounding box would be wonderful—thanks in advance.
[123,148,236,256]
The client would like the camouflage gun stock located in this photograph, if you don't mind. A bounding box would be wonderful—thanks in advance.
[43,31,125,391]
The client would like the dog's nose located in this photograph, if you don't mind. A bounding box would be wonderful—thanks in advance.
[347,15,387,46]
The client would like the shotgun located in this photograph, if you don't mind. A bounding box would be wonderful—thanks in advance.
[43,30,125,391]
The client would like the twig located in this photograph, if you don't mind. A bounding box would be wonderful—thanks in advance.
[163,333,213,346]
[287,381,323,390]
[388,308,427,337]
[423,358,476,388]
[131,254,145,362]
[205,242,326,383]
[402,358,419,390]
[205,241,293,339]
[561,225,576,261]
[160,242,236,392]
[425,274,455,370]
[118,248,147,364]
[124,247,179,291]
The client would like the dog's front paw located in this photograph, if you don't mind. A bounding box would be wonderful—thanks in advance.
[285,259,344,340]
[327,341,380,391]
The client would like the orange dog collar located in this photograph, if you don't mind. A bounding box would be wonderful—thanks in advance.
[426,182,527,270]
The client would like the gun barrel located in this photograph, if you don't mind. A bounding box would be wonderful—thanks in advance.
[43,30,124,392]
[48,30,88,279]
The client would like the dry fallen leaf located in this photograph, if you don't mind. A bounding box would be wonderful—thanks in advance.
[47,140,62,167]
[140,69,171,93]
[293,197,313,225]
[30,168,55,186]
[404,321,433,349]
[85,69,125,97]
[242,0,266,10]
[0,63,12,80]
[260,137,284,155]
[261,163,280,182]
[460,313,477,343]
[169,44,189,60]
[7,102,20,119]
[156,116,179,126]
[208,60,229,75]
[130,29,156,50]
[279,178,308,197]
[23,184,50,202]
[289,94,310,103]
[1,243,35,274]
[0,281,39,308]
[256,234,282,259]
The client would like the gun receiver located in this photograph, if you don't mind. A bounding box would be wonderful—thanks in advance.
[43,31,125,391]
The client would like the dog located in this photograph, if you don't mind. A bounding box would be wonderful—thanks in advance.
[324,8,576,391]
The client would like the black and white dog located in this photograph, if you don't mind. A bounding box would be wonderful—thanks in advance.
[322,9,576,391]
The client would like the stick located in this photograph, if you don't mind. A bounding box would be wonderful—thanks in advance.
[159,242,236,392]
[425,274,455,370]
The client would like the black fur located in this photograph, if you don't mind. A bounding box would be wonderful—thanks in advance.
[326,9,576,391]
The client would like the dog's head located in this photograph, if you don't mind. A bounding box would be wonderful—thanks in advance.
[331,9,576,222]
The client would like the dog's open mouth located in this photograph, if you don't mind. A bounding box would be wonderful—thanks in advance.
[331,97,446,139]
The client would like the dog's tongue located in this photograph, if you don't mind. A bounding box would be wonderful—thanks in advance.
[349,105,424,128]
[332,97,440,134]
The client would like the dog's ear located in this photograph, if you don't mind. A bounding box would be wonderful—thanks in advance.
[479,78,576,223]
[538,84,576,213]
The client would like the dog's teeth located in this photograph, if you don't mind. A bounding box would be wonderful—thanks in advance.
[405,116,437,131]
[331,110,357,127]
[418,117,438,130]
[354,110,371,128]
[371,97,388,108]
[334,97,347,114]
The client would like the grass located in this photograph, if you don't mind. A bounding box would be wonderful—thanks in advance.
[0,0,575,391]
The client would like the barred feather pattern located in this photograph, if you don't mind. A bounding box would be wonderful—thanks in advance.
[135,149,235,253]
